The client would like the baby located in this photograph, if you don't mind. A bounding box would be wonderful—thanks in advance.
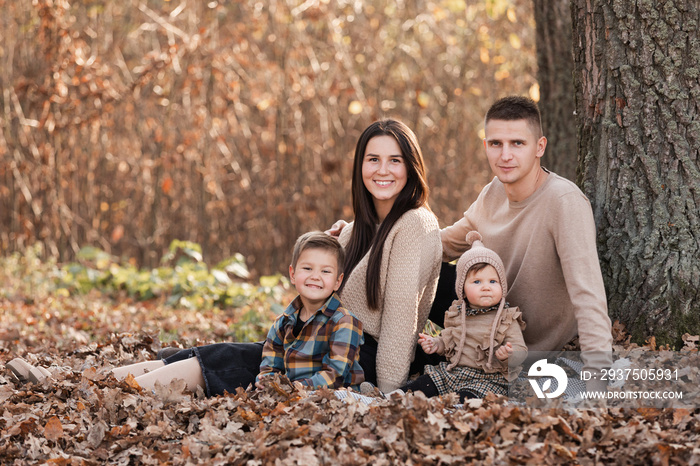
[406,231,527,400]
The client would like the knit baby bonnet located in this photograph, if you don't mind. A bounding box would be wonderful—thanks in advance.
[450,231,509,370]
[454,231,508,303]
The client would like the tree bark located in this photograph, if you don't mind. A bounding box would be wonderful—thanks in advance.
[533,0,578,181]
[572,0,700,344]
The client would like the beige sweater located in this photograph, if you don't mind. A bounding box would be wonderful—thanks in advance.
[438,303,527,382]
[338,207,442,392]
[441,172,613,372]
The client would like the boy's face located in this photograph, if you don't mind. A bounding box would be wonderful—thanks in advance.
[289,248,343,310]
[464,264,502,309]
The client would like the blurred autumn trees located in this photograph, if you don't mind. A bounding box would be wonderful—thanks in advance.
[533,0,577,181]
[1,0,537,275]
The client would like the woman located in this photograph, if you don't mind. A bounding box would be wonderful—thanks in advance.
[130,119,440,395]
[336,119,442,393]
[10,119,441,397]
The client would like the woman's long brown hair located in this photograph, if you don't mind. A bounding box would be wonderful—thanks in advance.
[342,119,430,309]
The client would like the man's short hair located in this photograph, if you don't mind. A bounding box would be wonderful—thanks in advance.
[486,95,543,137]
[291,231,345,274]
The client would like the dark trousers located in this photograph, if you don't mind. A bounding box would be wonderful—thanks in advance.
[429,261,457,328]
[164,341,264,397]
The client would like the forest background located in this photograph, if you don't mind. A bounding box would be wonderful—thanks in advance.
[2,1,700,464]
[1,0,538,276]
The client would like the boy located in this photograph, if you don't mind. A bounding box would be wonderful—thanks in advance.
[255,231,364,390]
[7,232,364,395]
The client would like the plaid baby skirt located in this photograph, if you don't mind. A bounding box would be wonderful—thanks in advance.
[425,361,508,398]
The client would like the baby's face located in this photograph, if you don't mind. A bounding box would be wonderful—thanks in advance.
[463,264,502,309]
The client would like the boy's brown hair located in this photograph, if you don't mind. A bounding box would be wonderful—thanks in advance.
[291,231,345,274]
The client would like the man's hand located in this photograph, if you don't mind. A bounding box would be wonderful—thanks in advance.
[495,342,513,361]
[418,333,439,354]
[324,220,348,238]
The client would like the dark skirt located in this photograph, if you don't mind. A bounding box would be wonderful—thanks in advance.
[163,341,264,397]
[360,333,447,388]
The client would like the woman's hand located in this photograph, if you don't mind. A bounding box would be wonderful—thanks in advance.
[495,342,513,361]
[324,220,348,237]
[418,333,439,354]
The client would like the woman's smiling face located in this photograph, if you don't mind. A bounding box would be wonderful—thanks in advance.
[361,135,407,221]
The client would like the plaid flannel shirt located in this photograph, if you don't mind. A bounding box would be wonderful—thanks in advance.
[257,293,364,389]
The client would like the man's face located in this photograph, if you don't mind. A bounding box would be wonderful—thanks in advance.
[483,119,546,188]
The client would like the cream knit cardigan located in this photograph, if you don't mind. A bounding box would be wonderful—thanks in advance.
[338,206,442,392]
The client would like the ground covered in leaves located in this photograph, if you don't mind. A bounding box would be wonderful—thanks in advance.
[2,295,700,465]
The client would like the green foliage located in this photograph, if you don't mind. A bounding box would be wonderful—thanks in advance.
[161,240,203,266]
[0,241,291,342]
[0,244,60,302]
[423,319,443,337]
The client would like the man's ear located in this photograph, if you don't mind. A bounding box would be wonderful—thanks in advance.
[536,136,547,158]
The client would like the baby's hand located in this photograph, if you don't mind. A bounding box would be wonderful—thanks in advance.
[418,333,438,354]
[495,342,513,361]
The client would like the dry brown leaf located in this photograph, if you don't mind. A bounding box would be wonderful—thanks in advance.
[681,334,699,351]
[508,444,533,460]
[0,329,21,341]
[122,373,141,390]
[43,416,64,442]
[637,407,663,419]
[87,421,106,449]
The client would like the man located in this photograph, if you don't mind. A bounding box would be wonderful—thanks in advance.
[439,96,612,376]
[328,96,612,378]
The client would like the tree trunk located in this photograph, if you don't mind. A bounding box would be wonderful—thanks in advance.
[533,0,578,182]
[572,0,700,345]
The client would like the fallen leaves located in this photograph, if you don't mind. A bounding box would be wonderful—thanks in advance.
[1,295,699,464]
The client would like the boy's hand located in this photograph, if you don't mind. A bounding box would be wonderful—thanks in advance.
[495,342,513,361]
[256,377,305,392]
[418,333,438,354]
[324,220,348,238]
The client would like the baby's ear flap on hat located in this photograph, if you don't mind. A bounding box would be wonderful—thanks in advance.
[465,231,482,247]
